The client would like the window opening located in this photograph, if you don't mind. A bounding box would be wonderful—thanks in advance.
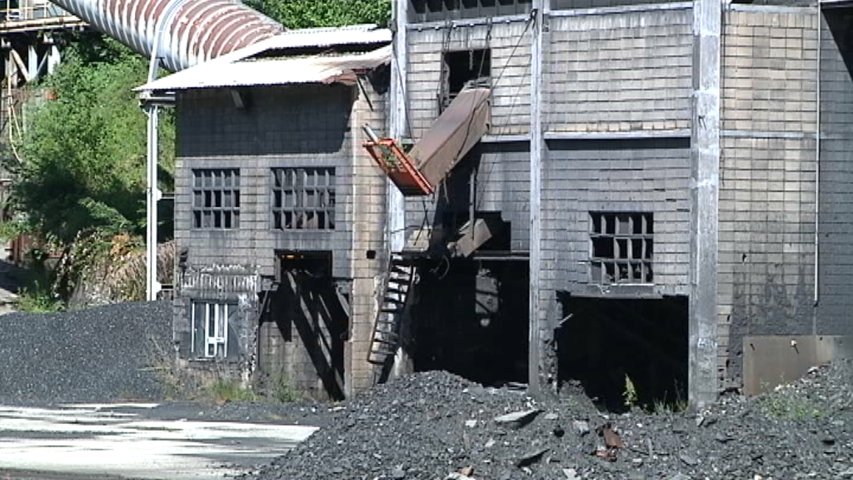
[590,212,653,284]
[192,169,240,229]
[440,49,491,112]
[272,168,336,230]
[191,301,236,359]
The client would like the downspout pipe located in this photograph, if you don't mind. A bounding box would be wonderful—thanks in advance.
[48,0,283,71]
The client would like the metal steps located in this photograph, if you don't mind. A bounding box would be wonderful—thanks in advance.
[367,254,415,365]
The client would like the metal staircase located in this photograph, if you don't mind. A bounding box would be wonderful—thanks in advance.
[367,254,416,365]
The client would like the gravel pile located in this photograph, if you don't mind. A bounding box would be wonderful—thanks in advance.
[0,301,172,405]
[246,362,853,480]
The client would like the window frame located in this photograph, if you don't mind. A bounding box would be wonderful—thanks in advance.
[589,212,654,285]
[191,168,241,230]
[190,300,236,360]
[270,167,336,231]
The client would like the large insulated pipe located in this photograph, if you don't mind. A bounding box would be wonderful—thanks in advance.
[49,0,283,71]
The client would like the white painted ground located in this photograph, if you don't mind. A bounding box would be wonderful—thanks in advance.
[0,404,318,480]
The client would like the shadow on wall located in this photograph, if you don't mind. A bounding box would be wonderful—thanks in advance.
[265,253,347,401]
[177,84,355,158]
[556,294,689,412]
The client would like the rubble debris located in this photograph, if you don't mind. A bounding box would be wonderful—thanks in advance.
[573,419,591,436]
[516,448,549,468]
[494,408,541,429]
[0,301,172,404]
[242,362,853,480]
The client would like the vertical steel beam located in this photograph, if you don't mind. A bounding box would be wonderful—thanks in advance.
[145,104,161,301]
[529,0,544,394]
[689,0,721,408]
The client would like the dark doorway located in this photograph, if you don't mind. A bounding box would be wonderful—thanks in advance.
[556,295,688,412]
[262,251,347,400]
[412,259,528,386]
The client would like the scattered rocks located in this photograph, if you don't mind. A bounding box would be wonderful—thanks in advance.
[494,408,541,429]
[241,360,853,480]
[0,301,172,404]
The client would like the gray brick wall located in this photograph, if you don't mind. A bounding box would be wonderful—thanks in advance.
[817,8,853,337]
[546,9,693,134]
[718,8,818,389]
[541,138,693,298]
[175,85,357,279]
[406,21,532,139]
[173,81,389,396]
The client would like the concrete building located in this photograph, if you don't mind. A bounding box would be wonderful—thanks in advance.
[141,0,853,407]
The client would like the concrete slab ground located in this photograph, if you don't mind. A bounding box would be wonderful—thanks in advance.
[0,403,318,480]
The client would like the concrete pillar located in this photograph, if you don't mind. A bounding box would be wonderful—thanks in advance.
[47,45,61,75]
[27,45,37,82]
[528,0,545,395]
[689,0,721,408]
[389,0,412,377]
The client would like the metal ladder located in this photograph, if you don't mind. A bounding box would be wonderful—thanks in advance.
[367,254,415,365]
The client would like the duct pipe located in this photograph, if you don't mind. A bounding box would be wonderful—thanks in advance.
[49,0,283,71]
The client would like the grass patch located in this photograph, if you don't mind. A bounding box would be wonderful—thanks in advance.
[759,392,823,420]
[207,379,258,404]
[16,282,63,313]
[270,372,301,403]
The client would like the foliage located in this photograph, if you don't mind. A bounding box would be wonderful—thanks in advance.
[5,33,174,247]
[269,372,301,403]
[207,378,258,403]
[16,282,64,313]
[247,0,391,28]
[759,391,823,420]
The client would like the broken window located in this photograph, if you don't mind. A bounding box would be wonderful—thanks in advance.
[192,169,240,229]
[271,168,336,230]
[440,49,491,113]
[191,301,237,360]
[590,212,653,284]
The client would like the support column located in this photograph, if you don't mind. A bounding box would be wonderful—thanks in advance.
[145,104,162,301]
[27,45,37,82]
[389,0,411,378]
[689,0,721,408]
[528,1,544,395]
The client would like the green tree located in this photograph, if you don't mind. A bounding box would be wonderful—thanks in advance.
[247,0,391,28]
[7,33,174,245]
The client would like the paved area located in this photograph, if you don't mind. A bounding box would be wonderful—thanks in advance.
[0,403,318,480]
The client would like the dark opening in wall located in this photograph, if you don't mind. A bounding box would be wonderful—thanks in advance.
[440,49,491,112]
[556,295,688,412]
[412,259,528,386]
[261,251,347,400]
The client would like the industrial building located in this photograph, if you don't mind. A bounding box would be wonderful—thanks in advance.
[128,0,853,408]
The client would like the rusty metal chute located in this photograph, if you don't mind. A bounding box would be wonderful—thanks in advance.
[48,0,283,72]
[364,86,491,196]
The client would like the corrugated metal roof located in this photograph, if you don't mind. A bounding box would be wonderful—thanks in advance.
[137,45,392,92]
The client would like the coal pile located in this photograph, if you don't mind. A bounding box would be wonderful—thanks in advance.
[0,301,172,405]
[246,362,853,480]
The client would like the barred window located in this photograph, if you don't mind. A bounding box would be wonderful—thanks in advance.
[271,168,336,230]
[590,212,653,284]
[192,169,240,229]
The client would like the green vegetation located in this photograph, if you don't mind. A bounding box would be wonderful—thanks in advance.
[247,0,391,28]
[758,391,824,420]
[207,378,259,403]
[0,1,389,306]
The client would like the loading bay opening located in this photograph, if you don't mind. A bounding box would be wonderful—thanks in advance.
[411,259,529,386]
[557,295,689,411]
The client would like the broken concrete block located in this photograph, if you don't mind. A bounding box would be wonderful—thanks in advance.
[563,468,581,480]
[515,448,549,468]
[494,409,541,429]
[573,420,591,436]
[464,419,477,428]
